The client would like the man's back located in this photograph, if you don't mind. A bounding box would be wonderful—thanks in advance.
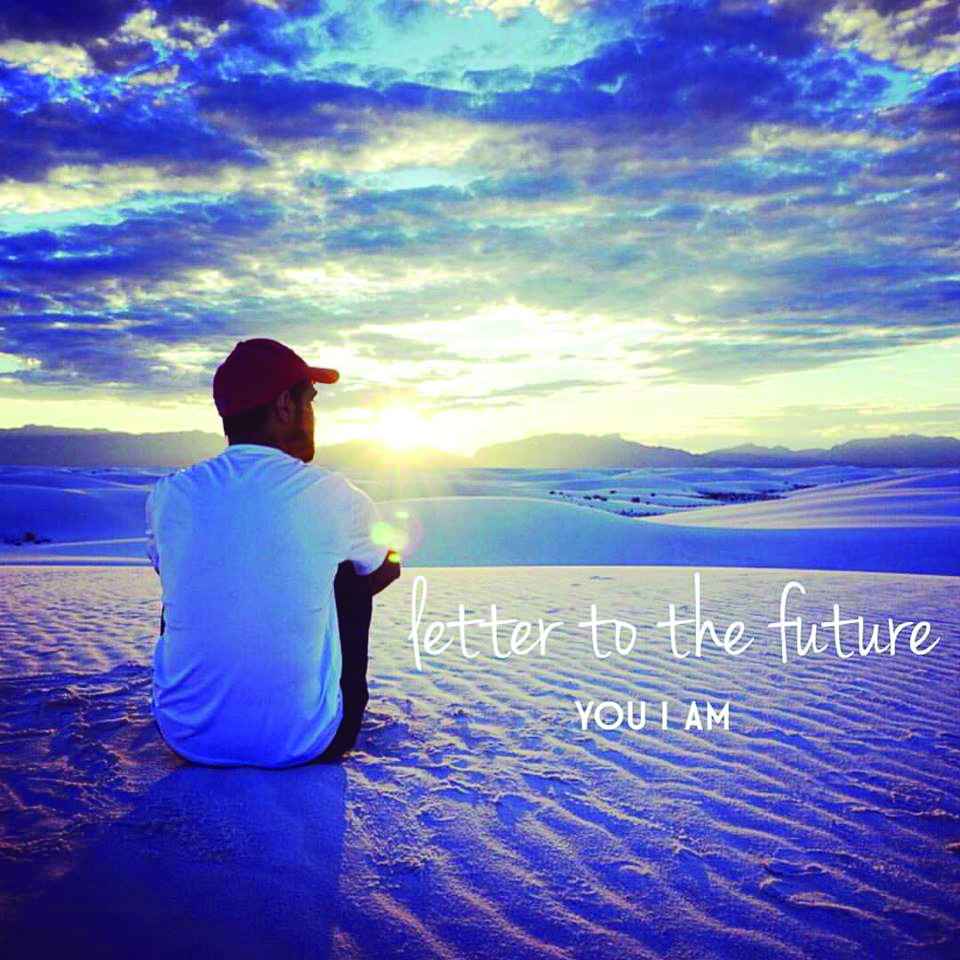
[146,443,386,767]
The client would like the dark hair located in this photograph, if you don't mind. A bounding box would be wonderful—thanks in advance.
[222,377,311,443]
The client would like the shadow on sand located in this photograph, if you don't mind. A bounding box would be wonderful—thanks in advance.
[4,760,348,959]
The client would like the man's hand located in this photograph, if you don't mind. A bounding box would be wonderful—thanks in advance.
[367,551,401,596]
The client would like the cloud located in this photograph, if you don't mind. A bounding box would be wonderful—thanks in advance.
[426,0,613,25]
[0,1,318,72]
[0,92,265,184]
[483,376,614,397]
[0,1,134,46]
[0,0,957,420]
[342,330,477,363]
[0,39,96,77]
[707,401,960,442]
[194,73,387,141]
[429,376,615,412]
[807,0,960,74]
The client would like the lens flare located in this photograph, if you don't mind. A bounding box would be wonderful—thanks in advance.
[369,508,423,559]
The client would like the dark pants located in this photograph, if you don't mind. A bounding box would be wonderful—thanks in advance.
[157,558,373,765]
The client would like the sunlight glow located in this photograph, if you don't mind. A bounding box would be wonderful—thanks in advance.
[374,406,431,450]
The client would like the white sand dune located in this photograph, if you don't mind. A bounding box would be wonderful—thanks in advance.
[0,484,149,542]
[649,470,960,529]
[1,565,957,958]
[376,479,960,573]
[2,468,958,575]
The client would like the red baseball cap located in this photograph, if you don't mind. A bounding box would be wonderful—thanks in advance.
[213,338,339,417]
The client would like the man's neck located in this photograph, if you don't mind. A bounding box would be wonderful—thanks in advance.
[228,438,284,452]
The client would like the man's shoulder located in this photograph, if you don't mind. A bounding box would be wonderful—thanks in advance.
[305,467,360,502]
[326,471,374,501]
[149,457,211,491]
[147,450,238,505]
[152,454,358,505]
[146,469,175,500]
[298,470,376,519]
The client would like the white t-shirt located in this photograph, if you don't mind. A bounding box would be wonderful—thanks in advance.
[144,443,387,768]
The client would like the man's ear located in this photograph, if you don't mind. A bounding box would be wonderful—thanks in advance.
[273,388,296,424]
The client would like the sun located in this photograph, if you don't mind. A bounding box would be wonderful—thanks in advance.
[373,406,430,451]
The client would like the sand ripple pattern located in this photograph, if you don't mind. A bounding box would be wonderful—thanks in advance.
[1,565,958,959]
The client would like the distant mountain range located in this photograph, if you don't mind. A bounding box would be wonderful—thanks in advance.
[701,435,960,468]
[478,433,960,468]
[0,426,224,468]
[1,425,959,468]
[476,433,699,468]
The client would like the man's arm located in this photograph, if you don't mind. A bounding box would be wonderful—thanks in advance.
[367,551,401,596]
[145,484,160,575]
[146,484,164,636]
[342,478,401,595]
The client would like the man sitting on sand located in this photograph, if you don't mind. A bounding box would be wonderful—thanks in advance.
[144,338,400,767]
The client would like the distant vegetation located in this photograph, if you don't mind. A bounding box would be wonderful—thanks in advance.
[2,530,51,546]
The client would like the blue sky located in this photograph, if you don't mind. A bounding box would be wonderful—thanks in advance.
[0,0,957,453]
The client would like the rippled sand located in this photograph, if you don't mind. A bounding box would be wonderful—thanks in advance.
[1,565,958,958]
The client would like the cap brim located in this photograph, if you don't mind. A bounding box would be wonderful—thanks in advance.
[308,366,339,384]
